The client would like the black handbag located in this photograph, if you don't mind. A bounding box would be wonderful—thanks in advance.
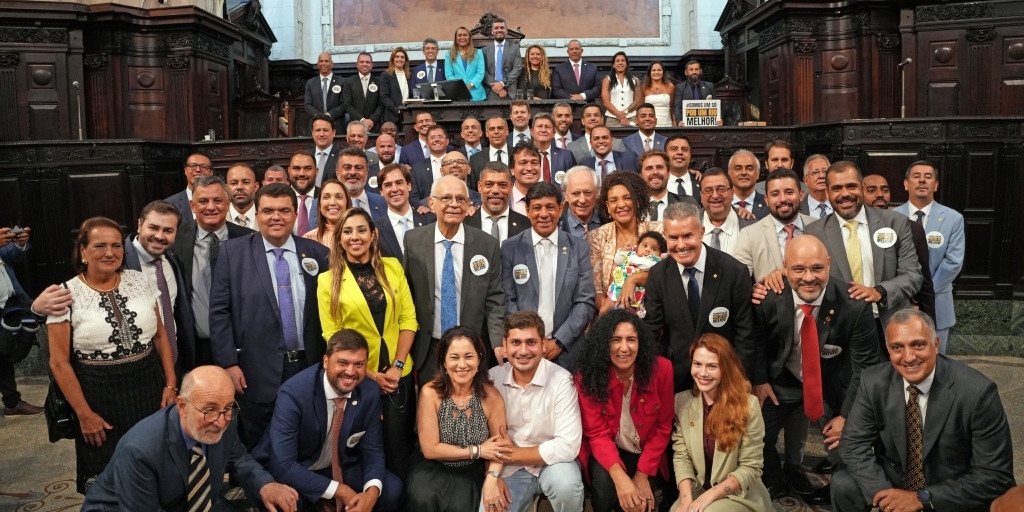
[44,282,78,443]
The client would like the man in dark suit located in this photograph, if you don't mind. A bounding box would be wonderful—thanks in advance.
[469,116,511,189]
[335,147,388,217]
[566,104,627,163]
[374,163,435,260]
[501,182,595,369]
[643,202,756,393]
[367,133,398,192]
[0,226,43,417]
[551,40,601,101]
[551,103,580,150]
[728,149,770,220]
[752,235,881,501]
[673,60,716,126]
[833,309,1015,512]
[346,119,379,169]
[253,330,403,511]
[458,117,485,159]
[311,114,340,187]
[409,125,452,208]
[465,161,529,246]
[410,38,445,89]
[289,151,320,234]
[82,366,299,511]
[304,52,345,125]
[341,52,383,131]
[665,134,701,199]
[756,139,804,195]
[580,126,640,180]
[622,103,667,158]
[404,176,505,380]
[209,183,331,448]
[530,113,578,186]
[398,111,436,168]
[171,177,254,368]
[482,19,522,100]
[507,100,532,148]
[640,150,699,221]
[165,153,213,226]
[439,151,482,208]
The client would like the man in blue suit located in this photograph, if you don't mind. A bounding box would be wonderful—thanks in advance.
[894,160,965,353]
[374,163,435,260]
[82,366,299,512]
[209,183,331,448]
[502,182,595,369]
[410,38,445,89]
[580,126,639,181]
[622,103,667,159]
[165,153,213,227]
[399,111,453,168]
[530,113,578,186]
[0,226,43,416]
[254,330,402,511]
[551,40,601,101]
[334,147,388,218]
[728,149,770,220]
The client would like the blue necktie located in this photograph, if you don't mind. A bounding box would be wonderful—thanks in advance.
[817,203,829,219]
[470,147,480,156]
[684,266,700,326]
[440,240,457,333]
[272,248,300,351]
[495,44,504,83]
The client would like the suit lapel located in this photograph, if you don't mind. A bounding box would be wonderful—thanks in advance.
[696,250,721,332]
[343,267,378,334]
[824,217,853,282]
[665,262,693,326]
[554,232,570,306]
[252,235,282,318]
[340,385,361,449]
[685,397,707,480]
[866,208,885,283]
[313,368,328,440]
[921,358,954,461]
[459,229,477,315]
[886,371,909,469]
[165,409,190,488]
[761,219,784,270]
[816,285,835,345]
[520,234,540,302]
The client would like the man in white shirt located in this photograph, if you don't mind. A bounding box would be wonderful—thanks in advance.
[566,104,626,163]
[801,154,833,218]
[488,312,584,512]
[466,161,529,245]
[398,111,437,167]
[409,125,451,208]
[337,147,386,216]
[509,143,542,216]
[226,163,258,229]
[310,114,338,186]
[728,149,769,220]
[470,116,511,187]
[368,121,402,164]
[303,52,344,122]
[700,168,752,254]
[664,134,701,199]
[460,117,484,157]
[368,133,398,192]
[551,40,600,101]
[622,103,667,158]
[508,100,532,148]
[375,163,435,259]
[288,151,318,235]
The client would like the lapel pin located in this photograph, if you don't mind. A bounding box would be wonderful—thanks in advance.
[689,422,694,427]
[351,400,357,406]
[713,274,718,278]
[829,309,834,315]
[825,316,831,322]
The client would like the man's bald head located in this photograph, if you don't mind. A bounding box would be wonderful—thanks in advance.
[784,235,831,303]
[177,366,236,445]
[179,365,233,400]
[440,151,471,181]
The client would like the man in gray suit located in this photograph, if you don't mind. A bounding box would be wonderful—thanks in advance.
[833,309,1014,512]
[566,104,626,163]
[303,52,345,125]
[501,182,595,369]
[481,18,522,100]
[673,60,717,126]
[404,175,505,380]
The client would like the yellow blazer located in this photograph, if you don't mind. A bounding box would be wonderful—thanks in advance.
[317,257,418,377]
[670,393,773,512]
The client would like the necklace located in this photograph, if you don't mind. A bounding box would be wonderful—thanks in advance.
[451,393,473,410]
[81,273,120,293]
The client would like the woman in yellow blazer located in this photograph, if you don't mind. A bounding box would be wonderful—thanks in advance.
[670,334,772,512]
[318,207,418,479]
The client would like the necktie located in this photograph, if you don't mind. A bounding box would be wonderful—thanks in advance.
[271,248,300,351]
[817,203,829,219]
[487,215,501,240]
[495,43,504,83]
[422,143,429,159]
[675,177,686,197]
[738,200,749,210]
[317,151,326,176]
[428,64,435,82]
[440,240,457,333]
[236,214,248,228]
[644,138,652,151]
[518,133,527,145]
[470,147,480,156]
[599,160,609,179]
[397,217,409,239]
[322,77,329,110]
[495,149,504,164]
[559,137,567,149]
[537,239,555,337]
[914,211,925,226]
[151,258,177,362]
[208,233,221,271]
[844,220,864,285]
[903,385,925,491]
[798,304,824,421]
[541,151,551,183]
[683,267,700,326]
[361,76,368,96]
[353,197,362,210]
[573,63,581,86]
[710,227,723,250]
[692,83,699,100]
[330,396,348,511]
[297,194,310,234]
[783,224,797,244]
[650,200,662,221]
[187,444,212,512]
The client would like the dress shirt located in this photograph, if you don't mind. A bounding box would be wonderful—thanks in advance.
[351,190,370,211]
[670,173,694,197]
[192,224,228,338]
[494,41,506,82]
[564,212,602,239]
[429,155,444,182]
[417,140,429,159]
[396,72,409,102]
[465,144,483,156]
[228,203,256,228]
[770,215,805,255]
[555,133,573,149]
[359,73,371,97]
[185,187,194,202]
[510,186,529,217]
[387,207,414,252]
[481,208,510,243]
[903,368,936,430]
[843,207,877,316]
[593,153,617,176]
[648,192,669,221]
[425,60,439,82]
[637,130,657,151]
[531,229,558,337]
[132,237,178,312]
[432,224,465,338]
[732,191,757,213]
[701,210,741,254]
[315,144,334,186]
[488,360,583,477]
[512,129,531,146]
[309,373,382,498]
[293,187,316,235]
[263,236,305,344]
[905,201,934,225]
[489,145,509,165]
[807,196,832,219]
[788,289,825,381]
[677,245,708,296]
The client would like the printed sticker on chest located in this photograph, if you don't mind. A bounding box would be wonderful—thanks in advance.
[470,255,489,275]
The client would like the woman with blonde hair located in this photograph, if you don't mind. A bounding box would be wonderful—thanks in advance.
[445,26,486,102]
[380,47,412,125]
[671,334,772,512]
[302,178,350,248]
[516,44,552,99]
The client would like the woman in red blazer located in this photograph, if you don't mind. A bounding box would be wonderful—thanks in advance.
[575,309,676,512]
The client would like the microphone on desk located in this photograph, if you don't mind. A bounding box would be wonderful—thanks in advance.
[897,58,912,69]
[706,95,713,100]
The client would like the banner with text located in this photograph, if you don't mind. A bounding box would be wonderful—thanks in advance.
[682,100,721,127]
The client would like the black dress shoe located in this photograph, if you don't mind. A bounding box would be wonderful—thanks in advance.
[766,480,792,501]
[783,463,814,495]
[813,459,834,474]
[803,484,832,506]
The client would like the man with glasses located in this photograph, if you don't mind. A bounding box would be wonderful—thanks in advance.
[465,161,529,245]
[82,366,299,511]
[800,154,833,218]
[579,126,639,180]
[166,153,213,226]
[699,168,755,254]
[404,175,506,379]
[409,125,452,208]
[438,151,482,209]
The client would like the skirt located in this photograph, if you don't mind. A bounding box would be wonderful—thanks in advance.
[406,455,484,512]
[73,348,164,494]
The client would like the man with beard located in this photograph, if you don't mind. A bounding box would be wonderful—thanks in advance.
[507,100,532,148]
[253,330,403,511]
[288,151,319,235]
[165,153,213,226]
[665,134,702,199]
[458,117,485,160]
[800,154,833,218]
[509,143,544,216]
[531,113,578,186]
[641,150,699,221]
[367,121,402,164]
[482,19,522,100]
[346,120,379,168]
[409,125,452,208]
[551,103,579,150]
[310,114,339,188]
[752,235,880,502]
[367,133,398,191]
[756,140,802,195]
[466,161,529,245]
[622,103,667,159]
[334,147,387,218]
[83,366,299,511]
[470,116,511,185]
[699,168,755,254]
[580,126,639,180]
[566,104,627,163]
[728,149,770,220]
[486,312,585,510]
[558,166,603,238]
[226,163,258,229]
[375,163,435,260]
[673,60,718,126]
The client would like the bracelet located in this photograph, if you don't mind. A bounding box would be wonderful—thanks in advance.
[165,386,178,393]
[470,444,480,460]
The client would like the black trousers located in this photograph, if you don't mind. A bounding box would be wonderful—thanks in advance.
[588,451,674,512]
[760,369,834,488]
[238,357,307,449]
[382,373,416,481]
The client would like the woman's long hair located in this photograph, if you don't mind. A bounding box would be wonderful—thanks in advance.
[641,61,668,93]
[597,170,651,226]
[315,179,351,243]
[573,309,656,404]
[608,51,635,91]
[327,208,395,319]
[523,44,551,89]
[689,333,751,453]
[429,326,492,400]
[387,47,411,80]
[449,27,477,64]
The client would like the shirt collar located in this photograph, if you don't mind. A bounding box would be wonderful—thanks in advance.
[791,287,825,308]
[678,244,708,275]
[485,207,510,220]
[638,130,656,140]
[320,73,332,79]
[198,222,229,242]
[322,372,352,401]
[500,358,551,390]
[771,214,804,233]
[513,128,531,139]
[907,201,933,219]
[703,209,740,235]
[733,190,756,205]
[229,203,255,220]
[263,235,297,254]
[904,366,936,397]
[352,190,369,205]
[131,237,159,264]
[530,228,558,247]
[316,143,333,155]
[650,190,669,202]
[388,207,413,225]
[807,195,830,210]
[850,207,869,226]
[434,223,466,244]
[293,186,313,199]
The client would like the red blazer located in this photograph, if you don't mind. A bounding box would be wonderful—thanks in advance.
[576,356,675,481]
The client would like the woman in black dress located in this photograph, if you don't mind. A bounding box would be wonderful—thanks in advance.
[517,44,552,100]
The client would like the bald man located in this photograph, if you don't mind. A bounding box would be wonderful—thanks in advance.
[304,52,345,124]
[84,366,299,511]
[752,235,881,501]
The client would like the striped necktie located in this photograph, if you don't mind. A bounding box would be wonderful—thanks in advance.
[187,444,212,512]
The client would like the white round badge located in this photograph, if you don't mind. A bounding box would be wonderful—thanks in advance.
[470,255,489,276]
[926,231,945,249]
[554,171,566,184]
[368,176,378,189]
[512,264,530,284]
[873,227,897,249]
[709,307,730,328]
[416,70,426,79]
[301,257,320,276]
[368,83,378,93]
[331,84,342,94]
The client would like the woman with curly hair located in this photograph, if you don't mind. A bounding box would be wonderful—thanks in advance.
[589,170,662,314]
[575,309,675,512]
[670,334,772,512]
[516,45,552,100]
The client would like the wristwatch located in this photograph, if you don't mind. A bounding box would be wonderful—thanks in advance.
[394,359,405,371]
[917,489,933,510]
[487,470,501,479]
[874,285,888,306]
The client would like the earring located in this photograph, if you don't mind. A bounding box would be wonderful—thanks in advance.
[81,259,88,264]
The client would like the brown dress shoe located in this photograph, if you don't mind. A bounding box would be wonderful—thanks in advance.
[3,401,44,416]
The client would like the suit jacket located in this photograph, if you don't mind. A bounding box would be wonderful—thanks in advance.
[375,210,436,260]
[408,160,437,208]
[840,356,1015,511]
[551,60,601,100]
[209,234,330,403]
[252,365,388,504]
[581,150,640,176]
[349,191,389,220]
[341,74,384,129]
[313,145,341,185]
[893,202,964,330]
[508,132,531,150]
[667,172,702,200]
[171,222,255,302]
[482,41,523,96]
[501,229,596,368]
[304,74,345,120]
[752,277,881,417]
[379,70,408,125]
[671,394,773,511]
[403,223,505,367]
[643,246,756,393]
[82,405,273,511]
[799,196,832,217]
[445,49,487,102]
[734,192,770,220]
[539,145,578,184]
[0,243,30,306]
[463,208,530,243]
[804,207,923,326]
[468,146,509,190]
[164,189,193,226]
[622,131,667,159]
[567,135,627,164]
[732,213,816,281]
[672,79,716,122]
[410,60,446,88]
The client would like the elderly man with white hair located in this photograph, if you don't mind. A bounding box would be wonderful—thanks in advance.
[558,166,603,238]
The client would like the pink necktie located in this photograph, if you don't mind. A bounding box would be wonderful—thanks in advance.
[574,63,581,86]
[559,137,567,149]
[644,138,652,151]
[297,194,310,234]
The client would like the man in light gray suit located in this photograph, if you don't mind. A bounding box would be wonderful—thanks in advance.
[404,176,506,381]
[567,104,627,163]
[804,161,923,337]
[501,182,595,370]
[481,19,522,101]
[734,169,817,283]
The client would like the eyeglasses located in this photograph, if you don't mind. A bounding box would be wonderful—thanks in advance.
[183,397,239,423]
[186,163,213,172]
[700,186,732,196]
[433,195,470,206]
[441,160,468,167]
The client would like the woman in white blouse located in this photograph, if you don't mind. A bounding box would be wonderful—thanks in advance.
[601,51,642,127]
[380,47,411,126]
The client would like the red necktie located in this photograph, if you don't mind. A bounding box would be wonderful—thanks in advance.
[799,304,824,421]
[541,151,551,183]
[783,224,797,244]
[738,200,749,209]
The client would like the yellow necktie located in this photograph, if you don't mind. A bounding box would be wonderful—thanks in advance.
[844,220,863,284]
